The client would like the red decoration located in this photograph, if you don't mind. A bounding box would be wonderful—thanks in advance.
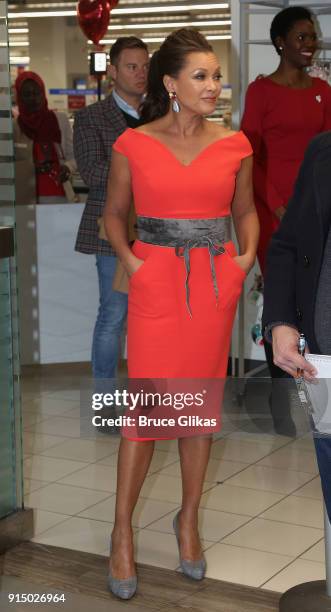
[68,94,86,110]
[77,0,117,45]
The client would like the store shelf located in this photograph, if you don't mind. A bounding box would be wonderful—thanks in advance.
[323,38,331,50]
[240,0,284,6]
[241,0,331,6]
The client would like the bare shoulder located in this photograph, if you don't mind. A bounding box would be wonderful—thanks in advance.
[135,119,164,136]
[223,129,238,139]
[206,122,238,140]
[135,125,149,134]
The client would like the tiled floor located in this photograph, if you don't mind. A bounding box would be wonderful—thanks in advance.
[21,372,326,594]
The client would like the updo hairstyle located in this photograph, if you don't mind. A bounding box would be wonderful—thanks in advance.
[140,28,213,123]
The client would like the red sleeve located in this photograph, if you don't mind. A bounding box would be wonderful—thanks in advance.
[241,80,285,213]
[321,81,331,131]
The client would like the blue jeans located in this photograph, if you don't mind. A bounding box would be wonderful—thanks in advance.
[92,255,128,379]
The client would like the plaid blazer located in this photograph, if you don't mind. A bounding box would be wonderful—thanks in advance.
[74,93,127,255]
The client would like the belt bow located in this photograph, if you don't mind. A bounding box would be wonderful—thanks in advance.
[175,234,225,317]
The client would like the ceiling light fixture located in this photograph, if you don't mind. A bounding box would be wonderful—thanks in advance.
[90,34,231,44]
[8,10,76,17]
[108,20,231,30]
[10,56,30,63]
[9,3,229,18]
[132,13,229,23]
[9,1,75,6]
[8,21,29,27]
[207,34,231,40]
[8,28,29,33]
[9,0,228,5]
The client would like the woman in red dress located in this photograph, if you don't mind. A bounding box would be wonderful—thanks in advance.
[241,6,331,274]
[241,6,331,434]
[104,29,259,599]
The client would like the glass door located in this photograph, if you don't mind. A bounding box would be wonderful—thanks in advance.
[0,0,23,519]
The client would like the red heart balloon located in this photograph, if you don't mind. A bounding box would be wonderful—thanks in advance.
[77,0,111,45]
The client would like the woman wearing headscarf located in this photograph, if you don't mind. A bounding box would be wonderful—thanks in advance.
[14,71,76,204]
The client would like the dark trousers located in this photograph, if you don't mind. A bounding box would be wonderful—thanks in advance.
[266,342,331,521]
[315,437,331,523]
[264,341,296,436]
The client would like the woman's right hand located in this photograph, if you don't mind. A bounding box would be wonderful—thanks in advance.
[125,254,145,278]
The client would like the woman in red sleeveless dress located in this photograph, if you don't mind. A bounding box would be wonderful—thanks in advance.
[104,29,259,599]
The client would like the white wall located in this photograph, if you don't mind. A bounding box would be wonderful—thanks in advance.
[29,18,67,92]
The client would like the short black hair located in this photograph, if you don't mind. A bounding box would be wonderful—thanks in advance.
[110,37,148,66]
[270,6,314,54]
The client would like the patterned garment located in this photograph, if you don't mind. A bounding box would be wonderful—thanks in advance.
[74,94,127,255]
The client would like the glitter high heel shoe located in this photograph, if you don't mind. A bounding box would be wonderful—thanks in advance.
[173,512,206,581]
[108,538,137,600]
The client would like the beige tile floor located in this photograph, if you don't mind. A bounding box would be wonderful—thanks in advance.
[22,378,326,594]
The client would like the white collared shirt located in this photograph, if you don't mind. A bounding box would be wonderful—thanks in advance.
[112,89,141,120]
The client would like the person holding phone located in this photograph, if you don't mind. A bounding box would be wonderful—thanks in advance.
[262,130,331,525]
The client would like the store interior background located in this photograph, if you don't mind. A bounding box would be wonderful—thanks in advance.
[9,1,241,368]
[1,0,331,600]
[8,0,331,368]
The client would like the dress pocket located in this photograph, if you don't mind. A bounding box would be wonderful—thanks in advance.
[129,255,153,284]
[225,252,247,279]
[217,250,246,310]
[129,248,159,285]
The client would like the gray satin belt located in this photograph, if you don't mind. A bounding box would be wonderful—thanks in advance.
[136,216,231,317]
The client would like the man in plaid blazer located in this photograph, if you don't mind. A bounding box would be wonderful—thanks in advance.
[74,37,149,378]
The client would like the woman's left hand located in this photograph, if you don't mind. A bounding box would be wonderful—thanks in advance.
[274,205,286,220]
[233,253,254,275]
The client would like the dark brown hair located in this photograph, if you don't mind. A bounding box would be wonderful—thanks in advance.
[110,36,148,66]
[140,28,213,124]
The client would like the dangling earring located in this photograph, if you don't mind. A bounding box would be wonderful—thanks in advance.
[169,91,181,113]
[278,46,283,52]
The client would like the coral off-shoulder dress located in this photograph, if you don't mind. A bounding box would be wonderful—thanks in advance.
[113,128,252,379]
